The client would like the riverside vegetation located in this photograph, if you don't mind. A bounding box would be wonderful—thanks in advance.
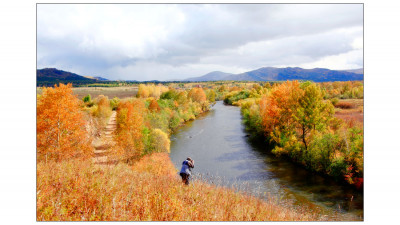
[36,81,362,221]
[222,80,363,188]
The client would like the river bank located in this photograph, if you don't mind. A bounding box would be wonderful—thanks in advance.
[170,101,363,220]
[37,153,335,221]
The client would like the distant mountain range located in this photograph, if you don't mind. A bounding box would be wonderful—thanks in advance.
[183,67,363,82]
[183,71,235,82]
[37,67,363,86]
[37,68,108,86]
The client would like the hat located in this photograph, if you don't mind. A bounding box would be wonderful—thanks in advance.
[187,157,192,161]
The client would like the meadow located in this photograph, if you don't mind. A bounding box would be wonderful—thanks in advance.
[37,86,139,100]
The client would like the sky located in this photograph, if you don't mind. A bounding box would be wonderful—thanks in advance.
[37,4,363,81]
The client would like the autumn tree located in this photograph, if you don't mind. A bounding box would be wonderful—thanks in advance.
[137,84,150,98]
[259,81,302,155]
[37,83,92,162]
[294,82,334,151]
[188,87,206,103]
[148,98,161,112]
[206,89,216,102]
[115,99,146,162]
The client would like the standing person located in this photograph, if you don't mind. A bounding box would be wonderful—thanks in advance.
[179,157,194,185]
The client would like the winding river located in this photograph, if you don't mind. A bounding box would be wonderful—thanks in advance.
[169,101,363,220]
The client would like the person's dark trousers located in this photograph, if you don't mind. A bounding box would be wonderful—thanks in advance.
[180,173,190,185]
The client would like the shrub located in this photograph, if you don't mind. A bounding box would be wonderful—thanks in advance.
[92,95,112,118]
[335,102,354,109]
[110,97,120,110]
[148,129,170,153]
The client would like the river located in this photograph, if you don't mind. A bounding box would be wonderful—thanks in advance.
[169,101,363,220]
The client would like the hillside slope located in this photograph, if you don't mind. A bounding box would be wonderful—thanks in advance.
[184,71,234,81]
[37,153,334,221]
[185,67,363,82]
[37,68,108,86]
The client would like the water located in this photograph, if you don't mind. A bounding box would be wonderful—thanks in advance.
[169,101,363,220]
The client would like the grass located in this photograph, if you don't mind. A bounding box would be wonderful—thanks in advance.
[334,99,363,125]
[37,86,139,100]
[37,153,338,221]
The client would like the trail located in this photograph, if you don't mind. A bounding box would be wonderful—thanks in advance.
[92,111,117,166]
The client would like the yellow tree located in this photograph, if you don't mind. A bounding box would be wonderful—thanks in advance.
[137,84,150,98]
[37,83,92,162]
[294,82,334,151]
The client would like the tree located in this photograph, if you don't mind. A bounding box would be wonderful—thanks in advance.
[206,89,216,102]
[148,98,160,112]
[188,87,206,103]
[137,84,149,98]
[259,81,302,155]
[294,82,334,151]
[115,99,146,161]
[37,83,92,162]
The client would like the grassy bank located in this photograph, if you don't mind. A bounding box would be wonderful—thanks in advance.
[37,153,332,221]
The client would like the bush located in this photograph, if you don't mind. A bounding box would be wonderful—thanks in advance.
[92,95,112,118]
[335,101,354,109]
[330,98,339,106]
[148,129,170,153]
[110,97,120,110]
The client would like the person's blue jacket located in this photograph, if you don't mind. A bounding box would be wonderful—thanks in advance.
[180,160,194,175]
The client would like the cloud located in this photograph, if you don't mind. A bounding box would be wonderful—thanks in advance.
[37,4,363,80]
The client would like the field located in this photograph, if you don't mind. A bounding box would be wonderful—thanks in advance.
[334,99,364,124]
[37,86,139,100]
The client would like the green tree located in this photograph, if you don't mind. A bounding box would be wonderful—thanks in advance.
[294,82,334,151]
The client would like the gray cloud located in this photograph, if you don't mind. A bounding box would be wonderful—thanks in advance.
[37,4,363,81]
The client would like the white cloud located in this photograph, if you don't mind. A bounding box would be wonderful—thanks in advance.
[37,4,363,80]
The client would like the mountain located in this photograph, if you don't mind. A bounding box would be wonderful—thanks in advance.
[183,71,234,81]
[342,68,364,74]
[37,68,99,86]
[37,68,111,86]
[188,67,363,82]
[93,76,109,81]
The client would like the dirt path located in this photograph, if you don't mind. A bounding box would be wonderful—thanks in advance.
[92,111,117,166]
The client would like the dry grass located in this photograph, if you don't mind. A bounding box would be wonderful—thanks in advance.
[334,99,363,125]
[37,86,139,100]
[37,153,335,221]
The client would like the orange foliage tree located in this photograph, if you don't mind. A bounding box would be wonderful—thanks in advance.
[259,81,302,155]
[188,87,206,103]
[148,98,160,112]
[37,83,92,162]
[115,99,146,162]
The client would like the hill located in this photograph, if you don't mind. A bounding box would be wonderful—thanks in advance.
[186,67,363,82]
[37,68,108,86]
[183,71,234,81]
[341,68,364,74]
[37,153,329,221]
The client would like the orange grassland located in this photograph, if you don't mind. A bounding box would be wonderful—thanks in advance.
[37,153,332,221]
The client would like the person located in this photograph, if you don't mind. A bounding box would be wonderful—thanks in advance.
[179,157,194,185]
